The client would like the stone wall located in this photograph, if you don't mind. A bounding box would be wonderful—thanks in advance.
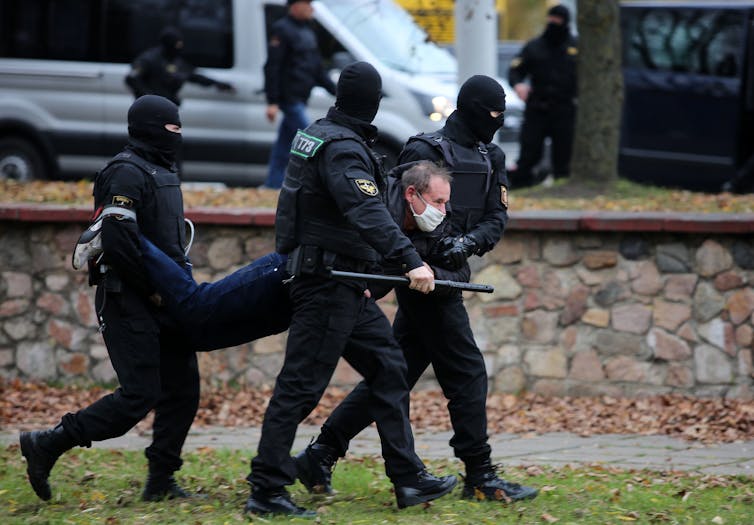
[1,206,753,398]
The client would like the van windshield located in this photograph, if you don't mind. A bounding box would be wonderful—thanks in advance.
[320,0,457,75]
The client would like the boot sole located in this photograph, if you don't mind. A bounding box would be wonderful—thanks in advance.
[396,477,458,509]
[19,432,52,501]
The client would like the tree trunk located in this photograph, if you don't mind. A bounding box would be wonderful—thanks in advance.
[570,0,623,186]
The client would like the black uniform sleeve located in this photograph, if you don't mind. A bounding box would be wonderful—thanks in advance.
[315,66,336,96]
[96,164,153,296]
[508,41,532,87]
[263,23,289,105]
[467,144,508,254]
[319,142,423,271]
[124,52,151,98]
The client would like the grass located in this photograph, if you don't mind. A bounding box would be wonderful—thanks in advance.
[1,445,752,524]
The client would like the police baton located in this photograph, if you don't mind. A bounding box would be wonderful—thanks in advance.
[329,270,494,293]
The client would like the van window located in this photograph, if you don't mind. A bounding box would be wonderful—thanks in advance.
[622,8,746,77]
[103,0,233,68]
[0,0,101,61]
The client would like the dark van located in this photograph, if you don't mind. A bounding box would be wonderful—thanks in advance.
[619,1,754,191]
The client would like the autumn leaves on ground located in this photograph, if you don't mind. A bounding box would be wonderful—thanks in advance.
[2,178,754,213]
[2,380,753,445]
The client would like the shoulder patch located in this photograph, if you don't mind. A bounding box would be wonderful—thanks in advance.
[355,179,379,196]
[500,186,509,209]
[567,46,578,56]
[510,57,523,68]
[269,36,281,47]
[290,130,325,158]
[112,195,134,208]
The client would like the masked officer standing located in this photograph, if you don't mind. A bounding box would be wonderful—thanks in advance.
[20,95,200,503]
[244,61,457,518]
[295,75,538,504]
[262,0,337,188]
[125,26,234,106]
[506,4,578,188]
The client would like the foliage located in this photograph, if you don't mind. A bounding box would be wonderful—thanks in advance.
[1,447,752,524]
[1,179,753,213]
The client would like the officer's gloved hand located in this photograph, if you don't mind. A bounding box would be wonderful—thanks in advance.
[439,235,478,271]
[216,81,235,93]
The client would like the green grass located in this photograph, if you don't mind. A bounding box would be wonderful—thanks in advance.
[1,445,751,524]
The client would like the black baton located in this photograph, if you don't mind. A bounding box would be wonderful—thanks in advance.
[329,270,494,293]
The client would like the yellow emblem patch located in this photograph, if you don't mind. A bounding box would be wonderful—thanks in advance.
[510,57,523,68]
[355,179,379,196]
[166,63,177,73]
[501,186,509,209]
[567,46,578,56]
[112,195,134,208]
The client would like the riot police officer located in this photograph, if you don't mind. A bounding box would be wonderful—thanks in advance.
[295,75,538,504]
[507,4,578,188]
[125,26,234,106]
[244,61,457,518]
[20,95,200,503]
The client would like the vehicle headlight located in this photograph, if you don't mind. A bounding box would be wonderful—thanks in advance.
[412,92,456,121]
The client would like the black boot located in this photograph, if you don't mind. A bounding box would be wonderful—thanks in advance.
[244,487,317,518]
[461,455,538,502]
[394,469,458,509]
[142,473,194,502]
[19,423,76,501]
[294,442,338,494]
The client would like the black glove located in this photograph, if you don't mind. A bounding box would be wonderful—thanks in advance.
[439,235,478,271]
[216,81,234,92]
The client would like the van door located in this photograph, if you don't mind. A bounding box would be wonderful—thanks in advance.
[0,0,105,180]
[619,5,748,190]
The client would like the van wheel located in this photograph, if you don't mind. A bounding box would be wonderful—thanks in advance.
[0,138,46,182]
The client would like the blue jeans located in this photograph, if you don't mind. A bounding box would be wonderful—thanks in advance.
[140,236,292,351]
[264,102,309,188]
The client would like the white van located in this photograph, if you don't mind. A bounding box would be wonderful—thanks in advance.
[0,0,522,185]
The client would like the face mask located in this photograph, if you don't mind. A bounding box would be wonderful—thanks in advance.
[410,192,445,232]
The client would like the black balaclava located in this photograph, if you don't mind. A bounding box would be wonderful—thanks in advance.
[335,61,382,123]
[160,26,183,60]
[127,95,182,168]
[456,75,506,144]
[544,5,571,46]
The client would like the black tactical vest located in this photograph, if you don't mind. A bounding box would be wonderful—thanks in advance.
[408,132,492,237]
[95,151,186,265]
[275,120,384,262]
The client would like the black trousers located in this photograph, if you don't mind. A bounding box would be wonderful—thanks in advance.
[513,102,576,185]
[248,275,423,490]
[62,284,200,475]
[321,288,491,461]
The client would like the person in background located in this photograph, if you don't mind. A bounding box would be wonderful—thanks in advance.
[125,26,234,106]
[506,4,578,188]
[261,0,337,189]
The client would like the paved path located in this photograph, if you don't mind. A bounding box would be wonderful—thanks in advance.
[4,426,752,476]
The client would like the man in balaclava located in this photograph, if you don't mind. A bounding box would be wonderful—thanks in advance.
[125,26,234,106]
[20,95,203,504]
[245,61,457,518]
[296,73,538,505]
[507,3,578,188]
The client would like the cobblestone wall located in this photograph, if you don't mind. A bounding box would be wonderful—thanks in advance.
[1,219,753,398]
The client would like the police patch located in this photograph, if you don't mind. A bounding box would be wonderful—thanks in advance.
[112,195,134,208]
[166,63,177,73]
[355,179,379,196]
[290,131,324,158]
[510,57,523,68]
[501,186,509,208]
[567,46,578,56]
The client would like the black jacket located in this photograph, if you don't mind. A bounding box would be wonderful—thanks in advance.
[93,144,186,295]
[508,33,578,107]
[276,107,423,271]
[264,15,336,105]
[397,112,508,255]
[125,47,221,105]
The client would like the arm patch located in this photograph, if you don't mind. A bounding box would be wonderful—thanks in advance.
[112,195,134,208]
[290,130,325,159]
[355,179,379,196]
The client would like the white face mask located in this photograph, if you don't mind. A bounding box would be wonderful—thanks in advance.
[410,191,446,232]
